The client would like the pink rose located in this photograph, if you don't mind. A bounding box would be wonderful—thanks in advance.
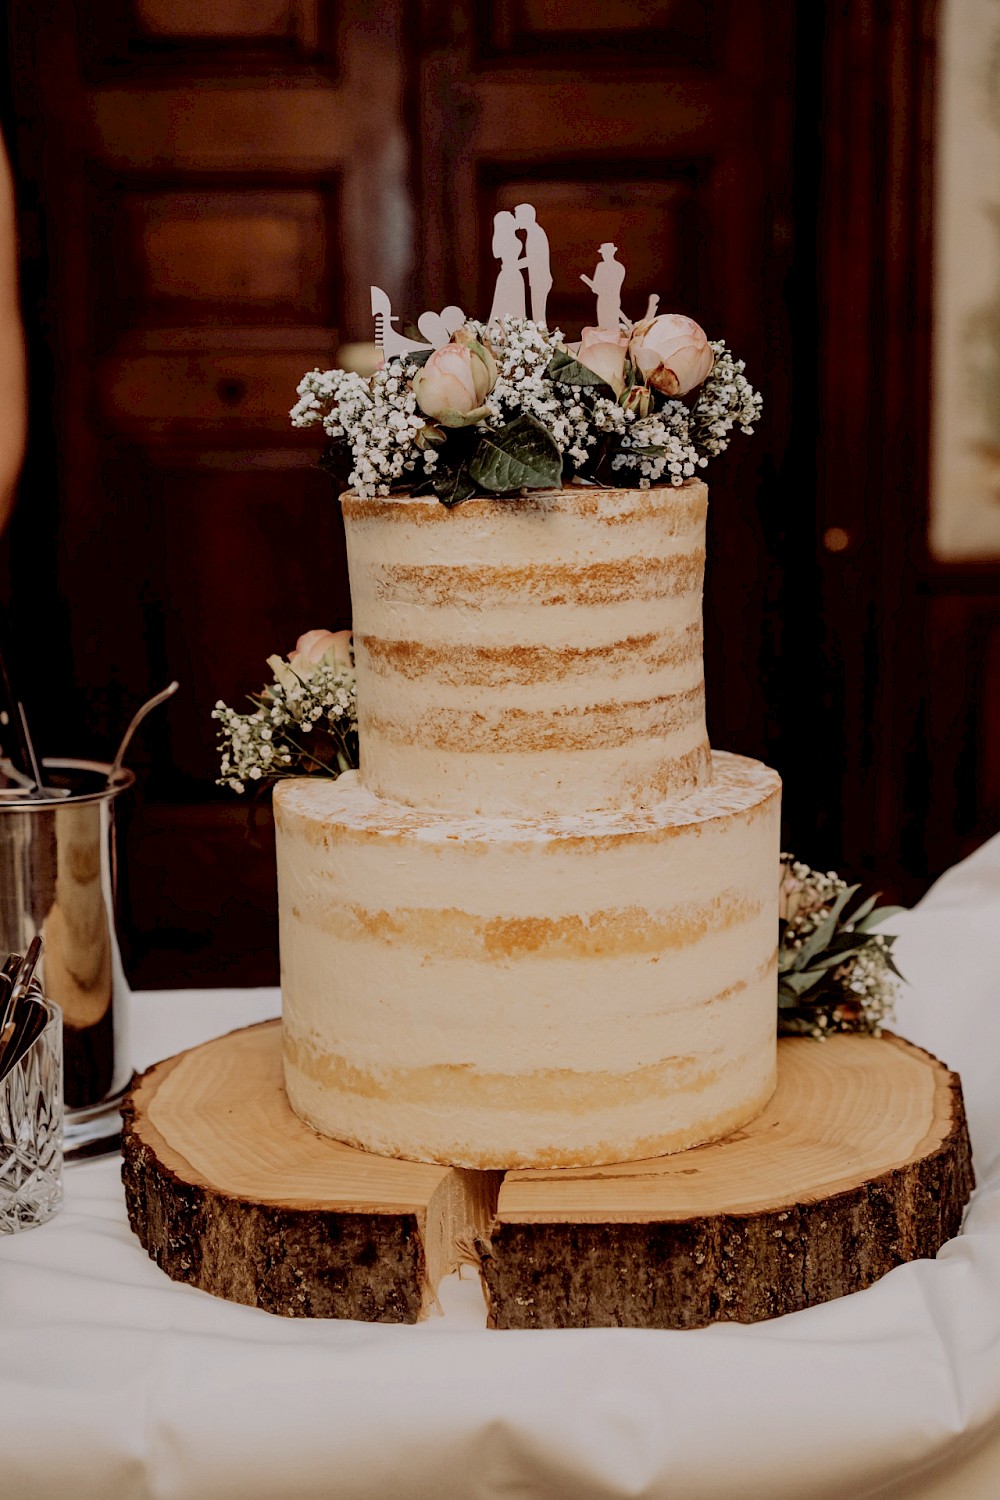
[411,330,497,427]
[575,326,630,397]
[628,313,714,396]
[451,326,498,399]
[268,629,353,691]
[293,629,353,671]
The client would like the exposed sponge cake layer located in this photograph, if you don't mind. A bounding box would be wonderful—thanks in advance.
[275,752,781,1170]
[343,481,713,819]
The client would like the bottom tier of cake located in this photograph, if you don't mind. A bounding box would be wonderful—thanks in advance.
[274,752,781,1170]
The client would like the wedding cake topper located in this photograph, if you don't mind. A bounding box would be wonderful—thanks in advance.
[291,201,762,504]
[373,203,658,360]
[580,242,625,330]
[370,288,466,361]
[487,203,553,324]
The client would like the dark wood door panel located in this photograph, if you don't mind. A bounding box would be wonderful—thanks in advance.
[923,592,1000,875]
[131,0,318,44]
[109,186,339,333]
[7,0,414,986]
[151,455,349,789]
[99,348,336,436]
[420,3,792,330]
[87,66,412,337]
[123,801,280,989]
[418,75,738,320]
[82,0,337,79]
[482,0,716,65]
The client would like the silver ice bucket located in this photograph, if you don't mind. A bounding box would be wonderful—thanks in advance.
[0,759,134,1154]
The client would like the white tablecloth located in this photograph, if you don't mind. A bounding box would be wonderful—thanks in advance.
[4,839,1000,1500]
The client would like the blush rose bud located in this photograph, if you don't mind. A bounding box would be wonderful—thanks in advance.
[574,326,630,397]
[267,629,353,691]
[628,313,714,397]
[621,384,654,418]
[411,327,498,427]
[293,629,353,672]
[451,326,498,400]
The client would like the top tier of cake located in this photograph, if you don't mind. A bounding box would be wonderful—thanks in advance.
[343,480,712,819]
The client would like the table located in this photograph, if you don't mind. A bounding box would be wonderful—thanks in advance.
[3,838,1000,1500]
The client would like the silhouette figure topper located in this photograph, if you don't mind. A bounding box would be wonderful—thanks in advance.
[580,243,627,331]
[488,211,527,324]
[370,204,658,353]
[488,204,552,326]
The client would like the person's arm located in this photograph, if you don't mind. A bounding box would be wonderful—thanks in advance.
[0,135,26,534]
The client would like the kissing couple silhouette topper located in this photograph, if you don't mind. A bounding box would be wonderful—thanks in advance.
[488,205,552,327]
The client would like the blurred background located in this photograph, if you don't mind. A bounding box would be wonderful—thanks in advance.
[0,0,995,988]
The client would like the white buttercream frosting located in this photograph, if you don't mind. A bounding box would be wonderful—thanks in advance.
[343,482,712,818]
[275,753,781,1169]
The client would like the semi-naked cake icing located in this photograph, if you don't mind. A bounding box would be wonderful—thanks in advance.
[275,482,782,1170]
[346,483,712,818]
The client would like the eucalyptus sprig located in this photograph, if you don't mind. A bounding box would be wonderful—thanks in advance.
[777,856,905,1038]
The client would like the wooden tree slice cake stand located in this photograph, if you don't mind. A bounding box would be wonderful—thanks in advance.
[122,1021,974,1329]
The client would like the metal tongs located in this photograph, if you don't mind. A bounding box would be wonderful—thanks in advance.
[0,635,68,801]
[0,937,49,1084]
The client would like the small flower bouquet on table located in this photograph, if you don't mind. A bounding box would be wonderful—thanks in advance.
[213,630,358,794]
[777,856,905,1037]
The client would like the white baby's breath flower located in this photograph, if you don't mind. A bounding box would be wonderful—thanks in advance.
[290,323,761,498]
[214,655,359,792]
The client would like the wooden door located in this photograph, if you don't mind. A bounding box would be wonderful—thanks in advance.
[6,0,414,983]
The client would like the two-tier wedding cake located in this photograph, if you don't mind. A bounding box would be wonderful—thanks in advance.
[266,206,780,1171]
[274,480,780,1169]
[128,204,964,1335]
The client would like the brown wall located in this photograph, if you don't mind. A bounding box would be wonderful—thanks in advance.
[1,0,995,987]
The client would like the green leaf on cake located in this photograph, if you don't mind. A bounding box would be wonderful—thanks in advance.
[779,971,827,998]
[883,947,906,981]
[317,438,355,492]
[545,349,616,393]
[432,462,478,508]
[468,415,563,494]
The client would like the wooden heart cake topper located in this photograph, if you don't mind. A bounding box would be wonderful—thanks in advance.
[416,305,465,347]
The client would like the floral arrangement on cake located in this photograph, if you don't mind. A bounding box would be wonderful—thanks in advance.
[777,856,905,1037]
[213,630,357,795]
[290,315,762,504]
